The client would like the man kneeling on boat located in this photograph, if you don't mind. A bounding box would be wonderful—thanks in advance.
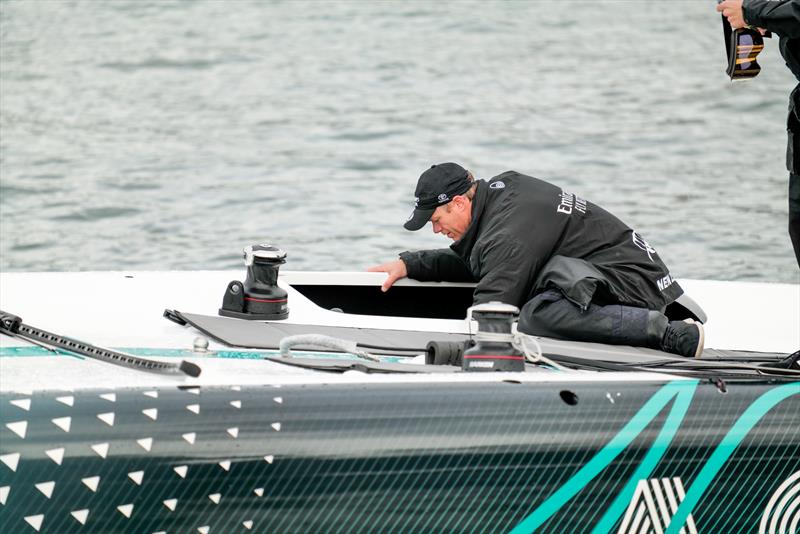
[368,162,704,358]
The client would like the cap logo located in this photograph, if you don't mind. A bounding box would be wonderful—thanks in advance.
[437,193,449,203]
[414,196,420,207]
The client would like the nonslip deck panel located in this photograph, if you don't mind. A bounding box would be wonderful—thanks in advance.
[175,311,470,352]
[172,311,789,364]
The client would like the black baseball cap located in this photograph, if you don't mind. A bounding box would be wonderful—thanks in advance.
[404,163,471,231]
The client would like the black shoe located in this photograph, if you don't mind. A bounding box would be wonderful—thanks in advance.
[661,319,704,358]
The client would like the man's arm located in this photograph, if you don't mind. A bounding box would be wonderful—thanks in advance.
[719,0,800,37]
[471,240,545,308]
[368,249,475,292]
[400,249,475,282]
[746,0,800,37]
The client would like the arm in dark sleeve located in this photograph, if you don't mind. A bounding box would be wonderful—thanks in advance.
[471,241,546,307]
[745,0,800,37]
[399,249,476,282]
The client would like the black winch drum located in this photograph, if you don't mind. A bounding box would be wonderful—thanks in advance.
[462,302,525,372]
[219,244,289,320]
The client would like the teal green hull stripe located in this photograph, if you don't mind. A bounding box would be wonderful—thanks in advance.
[591,380,697,533]
[0,346,406,362]
[0,346,272,359]
[510,380,698,534]
[664,381,800,534]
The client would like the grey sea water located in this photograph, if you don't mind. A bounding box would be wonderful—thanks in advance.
[1,0,798,283]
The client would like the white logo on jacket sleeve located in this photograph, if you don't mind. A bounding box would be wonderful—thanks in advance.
[656,274,675,291]
[490,181,505,189]
[632,231,656,262]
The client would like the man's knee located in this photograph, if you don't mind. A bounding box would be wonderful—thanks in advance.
[517,290,571,338]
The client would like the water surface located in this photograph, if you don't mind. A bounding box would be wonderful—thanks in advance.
[1,0,797,283]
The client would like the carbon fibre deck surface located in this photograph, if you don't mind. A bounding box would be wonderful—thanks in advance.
[173,311,789,364]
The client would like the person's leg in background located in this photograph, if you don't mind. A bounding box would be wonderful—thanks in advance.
[786,94,800,270]
[789,172,800,269]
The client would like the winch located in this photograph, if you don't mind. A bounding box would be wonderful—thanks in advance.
[463,302,525,372]
[219,244,289,320]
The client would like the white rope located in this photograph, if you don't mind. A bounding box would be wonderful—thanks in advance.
[467,327,567,371]
[514,334,569,371]
[279,330,563,371]
[279,334,380,362]
[513,333,542,363]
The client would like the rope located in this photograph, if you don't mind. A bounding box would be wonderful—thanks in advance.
[514,334,569,371]
[468,326,568,371]
[279,334,380,362]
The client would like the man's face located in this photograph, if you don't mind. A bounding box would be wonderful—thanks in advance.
[430,197,471,241]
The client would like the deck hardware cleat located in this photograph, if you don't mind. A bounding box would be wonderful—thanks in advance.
[193,336,210,353]
[219,244,289,320]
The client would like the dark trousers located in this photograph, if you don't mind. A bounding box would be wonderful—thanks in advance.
[517,290,660,348]
[790,173,800,269]
[787,90,800,269]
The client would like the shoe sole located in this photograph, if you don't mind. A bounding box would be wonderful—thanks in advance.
[683,319,705,358]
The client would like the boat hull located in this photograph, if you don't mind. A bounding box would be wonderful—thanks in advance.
[2,379,798,533]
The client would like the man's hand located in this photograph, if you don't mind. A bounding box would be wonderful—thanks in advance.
[717,0,746,29]
[367,259,408,292]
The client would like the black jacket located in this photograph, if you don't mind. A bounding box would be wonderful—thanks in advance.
[744,0,800,170]
[744,0,800,81]
[400,172,683,311]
